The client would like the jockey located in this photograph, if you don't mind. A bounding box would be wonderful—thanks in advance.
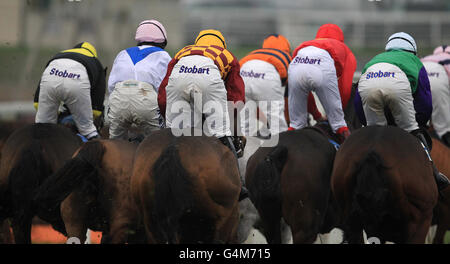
[288,24,357,141]
[107,20,171,140]
[158,29,247,200]
[355,32,450,192]
[239,34,291,136]
[421,45,450,147]
[34,42,106,140]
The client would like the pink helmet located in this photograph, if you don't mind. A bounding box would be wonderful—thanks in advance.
[433,45,450,55]
[135,20,167,45]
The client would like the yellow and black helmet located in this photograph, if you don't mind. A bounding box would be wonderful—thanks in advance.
[64,42,98,58]
[194,29,227,49]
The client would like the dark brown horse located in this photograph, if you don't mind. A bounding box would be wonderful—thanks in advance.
[0,123,82,243]
[331,126,438,243]
[245,128,337,243]
[430,138,450,244]
[243,84,362,244]
[0,120,30,243]
[34,139,142,244]
[131,128,241,243]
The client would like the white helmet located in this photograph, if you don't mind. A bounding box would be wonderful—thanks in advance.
[385,32,417,55]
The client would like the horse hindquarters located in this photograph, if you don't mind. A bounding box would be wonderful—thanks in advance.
[248,146,288,244]
[344,151,392,244]
[151,143,198,243]
[8,140,51,244]
[35,140,105,241]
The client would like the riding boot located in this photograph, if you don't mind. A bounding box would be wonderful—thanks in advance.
[442,132,450,148]
[411,130,450,193]
[218,136,249,201]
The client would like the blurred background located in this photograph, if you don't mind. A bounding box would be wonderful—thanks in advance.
[0,0,449,121]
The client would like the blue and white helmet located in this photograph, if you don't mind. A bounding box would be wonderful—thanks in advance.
[385,32,417,55]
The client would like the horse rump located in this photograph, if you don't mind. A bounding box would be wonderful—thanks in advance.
[151,142,204,243]
[247,145,288,243]
[350,151,401,241]
[33,140,105,232]
[1,139,51,222]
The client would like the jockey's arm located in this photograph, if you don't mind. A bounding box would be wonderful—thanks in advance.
[33,81,41,110]
[413,66,433,127]
[338,49,357,109]
[224,58,246,136]
[158,58,178,118]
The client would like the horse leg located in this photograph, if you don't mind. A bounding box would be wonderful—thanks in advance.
[260,214,281,244]
[100,232,112,244]
[107,211,133,244]
[0,218,13,244]
[342,217,364,244]
[292,229,318,244]
[11,213,32,244]
[216,204,240,243]
[61,193,88,244]
[433,225,447,244]
[406,217,433,244]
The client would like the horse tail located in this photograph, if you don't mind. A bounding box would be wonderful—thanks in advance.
[351,151,390,229]
[152,143,196,243]
[249,145,288,243]
[34,140,104,224]
[1,140,51,219]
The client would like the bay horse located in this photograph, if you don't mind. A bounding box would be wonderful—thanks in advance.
[331,126,438,243]
[131,128,241,243]
[0,120,31,243]
[245,128,337,243]
[430,138,450,244]
[34,139,143,244]
[0,123,82,243]
[243,84,362,244]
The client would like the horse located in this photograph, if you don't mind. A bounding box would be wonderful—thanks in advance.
[243,84,362,244]
[0,123,82,243]
[245,128,337,244]
[331,126,438,243]
[0,120,29,244]
[34,139,143,244]
[131,128,241,243]
[430,138,450,244]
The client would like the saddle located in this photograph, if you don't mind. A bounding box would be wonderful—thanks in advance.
[304,121,345,147]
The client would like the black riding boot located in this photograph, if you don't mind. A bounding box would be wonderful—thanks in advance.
[442,132,450,148]
[218,136,249,201]
[411,130,450,193]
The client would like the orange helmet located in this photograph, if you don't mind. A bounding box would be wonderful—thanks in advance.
[262,34,291,54]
